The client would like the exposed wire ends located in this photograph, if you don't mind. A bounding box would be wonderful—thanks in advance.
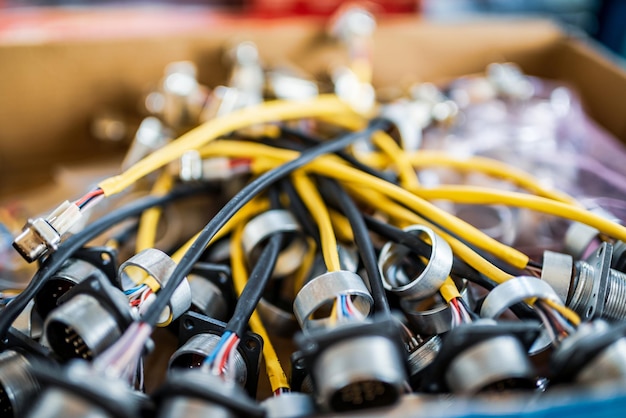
[75,188,105,210]
[92,321,153,383]
[542,298,581,327]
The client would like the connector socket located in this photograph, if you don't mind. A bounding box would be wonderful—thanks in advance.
[13,201,81,263]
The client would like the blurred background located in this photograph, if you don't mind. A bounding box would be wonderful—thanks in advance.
[0,0,625,61]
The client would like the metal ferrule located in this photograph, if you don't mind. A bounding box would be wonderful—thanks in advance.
[541,250,574,304]
[401,279,470,336]
[261,392,316,418]
[119,248,191,324]
[188,275,228,321]
[378,225,453,301]
[480,276,563,319]
[242,210,307,279]
[0,350,39,418]
[445,336,536,394]
[168,333,247,387]
[257,298,299,337]
[293,270,373,331]
[44,294,123,361]
[313,335,405,412]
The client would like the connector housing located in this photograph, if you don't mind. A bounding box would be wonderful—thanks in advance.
[12,201,81,263]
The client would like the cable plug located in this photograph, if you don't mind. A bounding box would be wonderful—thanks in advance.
[12,201,82,263]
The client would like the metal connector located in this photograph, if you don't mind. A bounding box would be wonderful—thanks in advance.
[0,350,40,418]
[542,244,626,321]
[13,201,82,263]
[261,392,316,418]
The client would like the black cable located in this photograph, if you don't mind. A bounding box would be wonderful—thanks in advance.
[279,179,320,246]
[0,185,206,343]
[319,178,391,317]
[457,297,480,320]
[141,118,390,327]
[361,214,488,285]
[268,186,282,210]
[226,233,284,337]
[280,126,396,183]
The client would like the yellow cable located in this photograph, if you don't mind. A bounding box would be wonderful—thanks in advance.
[345,185,513,283]
[359,151,576,205]
[414,185,626,243]
[230,225,290,392]
[543,299,581,326]
[97,95,354,196]
[292,172,342,272]
[371,131,420,191]
[329,208,354,243]
[293,238,318,297]
[135,171,175,253]
[196,140,531,269]
[440,277,462,302]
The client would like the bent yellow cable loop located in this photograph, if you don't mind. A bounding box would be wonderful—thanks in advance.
[135,170,175,253]
[413,185,626,241]
[230,225,290,392]
[97,95,354,196]
[292,172,342,272]
[197,140,531,269]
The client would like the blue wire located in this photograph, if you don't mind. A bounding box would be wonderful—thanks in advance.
[202,331,232,366]
[124,284,145,295]
[340,295,350,318]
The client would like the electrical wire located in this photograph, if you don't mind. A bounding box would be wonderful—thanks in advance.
[153,122,387,318]
[279,179,321,246]
[414,186,626,243]
[371,131,420,191]
[0,186,205,342]
[196,139,531,269]
[230,224,290,392]
[292,173,341,272]
[226,231,284,337]
[319,178,390,316]
[135,170,175,252]
[97,95,354,196]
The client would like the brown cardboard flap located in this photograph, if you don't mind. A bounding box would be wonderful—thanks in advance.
[0,17,623,197]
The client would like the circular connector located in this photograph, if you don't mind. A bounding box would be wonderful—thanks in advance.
[34,259,109,320]
[293,270,373,330]
[314,335,405,412]
[119,248,191,325]
[44,294,124,361]
[541,250,573,304]
[168,333,248,387]
[408,335,442,379]
[257,298,299,337]
[0,350,39,418]
[445,335,536,394]
[378,225,453,301]
[242,210,307,279]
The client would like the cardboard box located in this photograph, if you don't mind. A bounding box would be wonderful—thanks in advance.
[2,15,626,415]
[2,16,626,200]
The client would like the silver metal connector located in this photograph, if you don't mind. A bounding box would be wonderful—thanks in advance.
[13,201,82,263]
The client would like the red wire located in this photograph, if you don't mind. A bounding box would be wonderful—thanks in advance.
[218,335,239,374]
[345,295,354,315]
[75,188,104,207]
